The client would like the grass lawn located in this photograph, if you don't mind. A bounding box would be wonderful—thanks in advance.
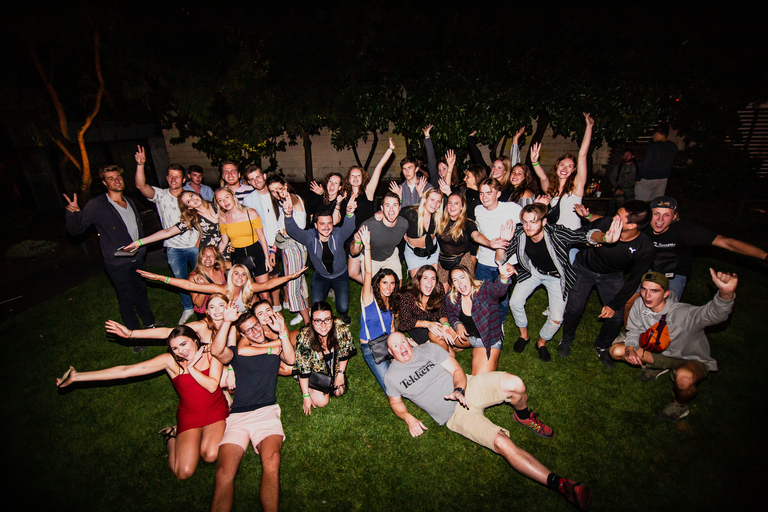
[2,256,766,511]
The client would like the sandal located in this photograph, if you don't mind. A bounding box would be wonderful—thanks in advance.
[158,425,177,443]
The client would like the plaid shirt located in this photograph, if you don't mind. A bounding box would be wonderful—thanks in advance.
[446,277,511,358]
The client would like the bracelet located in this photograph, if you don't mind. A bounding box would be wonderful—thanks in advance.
[346,213,354,218]
[587,214,593,219]
[279,333,289,339]
[269,248,276,254]
[355,241,362,245]
[338,370,345,374]
[442,322,450,327]
[268,347,273,355]
[228,367,234,372]
[454,387,465,395]
[138,239,144,246]
[164,277,171,284]
[302,393,311,398]
[128,330,133,338]
[532,162,540,166]
[500,277,509,284]
[389,146,395,151]
[602,235,606,243]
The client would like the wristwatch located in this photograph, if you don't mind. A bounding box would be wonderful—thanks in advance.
[454,387,465,395]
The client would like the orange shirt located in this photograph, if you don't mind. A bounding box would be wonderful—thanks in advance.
[220,216,262,248]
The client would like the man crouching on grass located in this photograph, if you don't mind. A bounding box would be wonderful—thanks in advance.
[609,269,737,422]
[384,332,592,511]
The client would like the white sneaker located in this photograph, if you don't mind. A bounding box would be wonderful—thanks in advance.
[272,305,283,313]
[542,308,550,316]
[282,301,289,309]
[178,309,195,325]
[290,314,303,326]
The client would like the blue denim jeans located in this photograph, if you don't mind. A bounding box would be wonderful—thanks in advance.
[310,271,350,314]
[167,246,199,311]
[509,268,566,341]
[474,263,509,320]
[360,341,390,391]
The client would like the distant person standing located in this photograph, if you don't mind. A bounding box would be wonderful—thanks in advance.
[635,123,678,201]
[183,165,214,202]
[134,146,199,325]
[63,164,156,336]
[607,149,638,216]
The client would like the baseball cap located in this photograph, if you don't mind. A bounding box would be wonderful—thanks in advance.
[649,196,678,211]
[642,272,670,291]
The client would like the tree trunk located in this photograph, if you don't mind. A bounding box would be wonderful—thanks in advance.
[301,128,314,183]
[362,131,379,171]
[529,112,551,164]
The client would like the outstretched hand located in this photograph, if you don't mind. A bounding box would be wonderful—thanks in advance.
[309,181,324,196]
[136,269,166,282]
[530,142,541,164]
[389,181,403,199]
[710,268,738,297]
[583,112,595,128]
[358,225,371,248]
[573,203,591,219]
[105,320,131,338]
[422,124,433,138]
[512,126,525,144]
[444,390,469,409]
[56,366,76,388]
[603,216,623,244]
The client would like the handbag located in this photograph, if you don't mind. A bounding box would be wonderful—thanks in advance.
[546,197,562,225]
[362,295,392,364]
[308,347,339,394]
[274,231,295,250]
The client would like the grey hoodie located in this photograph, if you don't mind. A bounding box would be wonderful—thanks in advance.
[625,291,735,371]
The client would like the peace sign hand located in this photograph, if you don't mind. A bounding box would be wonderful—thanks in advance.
[135,146,146,165]
[63,193,80,213]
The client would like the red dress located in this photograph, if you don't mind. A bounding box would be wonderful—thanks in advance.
[172,368,229,433]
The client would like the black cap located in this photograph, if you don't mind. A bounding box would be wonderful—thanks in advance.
[649,196,678,211]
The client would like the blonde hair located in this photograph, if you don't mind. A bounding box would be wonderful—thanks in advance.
[225,264,255,307]
[214,187,246,223]
[414,188,444,237]
[447,265,483,304]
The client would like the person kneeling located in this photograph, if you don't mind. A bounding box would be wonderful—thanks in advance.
[610,270,737,422]
[295,301,356,415]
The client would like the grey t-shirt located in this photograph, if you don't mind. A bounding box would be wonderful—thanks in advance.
[107,196,139,241]
[361,216,409,261]
[385,343,457,425]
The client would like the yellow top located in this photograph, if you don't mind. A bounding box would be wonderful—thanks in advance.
[220,216,262,248]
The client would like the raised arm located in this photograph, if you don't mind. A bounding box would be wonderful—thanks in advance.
[211,304,237,364]
[530,142,549,192]
[134,145,155,199]
[360,226,374,306]
[365,138,396,201]
[250,266,308,295]
[574,113,595,196]
[105,319,172,340]
[510,126,525,166]
[423,126,440,188]
[467,131,491,174]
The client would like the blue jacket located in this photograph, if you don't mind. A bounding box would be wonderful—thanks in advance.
[285,213,356,279]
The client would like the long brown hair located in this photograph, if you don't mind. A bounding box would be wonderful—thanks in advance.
[167,325,203,366]
[404,266,444,312]
[546,154,577,197]
[509,163,540,202]
[435,192,468,242]
[307,301,340,353]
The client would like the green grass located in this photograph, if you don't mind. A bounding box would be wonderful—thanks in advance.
[2,258,766,511]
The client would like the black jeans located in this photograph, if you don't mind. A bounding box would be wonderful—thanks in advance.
[561,259,624,351]
[104,258,155,331]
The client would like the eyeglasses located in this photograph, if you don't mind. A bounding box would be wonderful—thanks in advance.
[312,318,333,326]
[241,324,260,335]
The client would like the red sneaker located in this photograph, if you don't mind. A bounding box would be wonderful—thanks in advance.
[559,479,592,511]
[512,410,554,439]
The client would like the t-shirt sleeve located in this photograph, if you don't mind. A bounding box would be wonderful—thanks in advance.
[682,223,718,247]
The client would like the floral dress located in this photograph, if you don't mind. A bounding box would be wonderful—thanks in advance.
[295,319,356,378]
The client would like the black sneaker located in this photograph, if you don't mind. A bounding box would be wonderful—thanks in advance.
[133,346,146,354]
[339,312,352,325]
[537,344,551,362]
[558,339,572,358]
[639,368,670,382]
[595,347,615,369]
[513,337,530,353]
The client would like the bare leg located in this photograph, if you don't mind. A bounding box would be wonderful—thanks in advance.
[428,331,454,357]
[309,388,330,409]
[254,273,270,302]
[673,362,707,405]
[518,326,530,340]
[256,435,283,512]
[493,431,551,485]
[169,427,202,480]
[200,421,226,463]
[211,443,245,512]
[471,347,501,375]
[348,256,363,284]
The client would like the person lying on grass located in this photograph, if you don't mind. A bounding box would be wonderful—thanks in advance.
[56,326,227,481]
[609,269,738,422]
[383,332,592,511]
